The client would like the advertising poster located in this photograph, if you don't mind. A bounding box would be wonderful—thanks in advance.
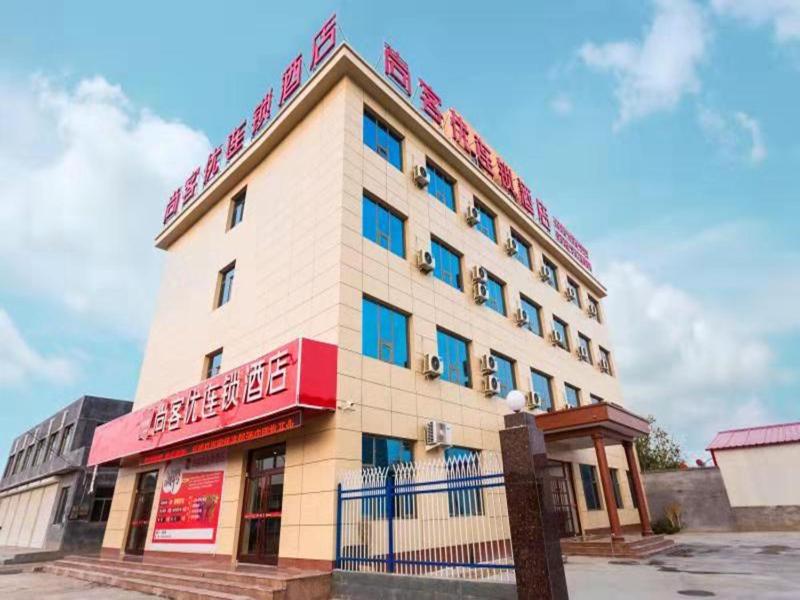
[151,450,226,552]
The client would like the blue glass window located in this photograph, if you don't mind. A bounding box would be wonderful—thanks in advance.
[578,334,593,364]
[566,278,582,308]
[599,347,613,375]
[362,434,415,519]
[580,464,602,510]
[627,471,639,509]
[564,383,581,408]
[437,329,471,387]
[552,317,570,351]
[363,110,402,170]
[530,369,553,411]
[485,274,506,316]
[362,298,409,368]
[362,195,405,257]
[217,262,235,307]
[491,353,516,399]
[520,296,543,336]
[611,468,624,509]
[431,239,462,290]
[206,348,223,379]
[474,202,496,242]
[512,232,531,269]
[543,256,559,290]
[444,447,484,517]
[229,189,246,229]
[590,394,604,404]
[427,162,455,211]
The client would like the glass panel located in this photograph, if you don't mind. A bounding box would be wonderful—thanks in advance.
[438,330,470,387]
[363,112,377,150]
[544,258,559,290]
[362,298,408,367]
[531,370,553,411]
[475,204,496,242]
[520,297,542,336]
[564,384,580,408]
[485,275,506,315]
[492,354,515,399]
[552,318,570,351]
[444,447,484,517]
[513,235,531,268]
[431,239,461,290]
[267,473,284,512]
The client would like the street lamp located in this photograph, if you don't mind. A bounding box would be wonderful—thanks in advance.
[505,389,526,413]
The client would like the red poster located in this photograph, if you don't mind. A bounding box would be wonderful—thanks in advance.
[152,454,225,547]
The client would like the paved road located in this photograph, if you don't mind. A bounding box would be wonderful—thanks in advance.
[566,531,800,599]
[0,570,156,599]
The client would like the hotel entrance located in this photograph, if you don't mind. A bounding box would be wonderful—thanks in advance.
[125,470,159,555]
[238,443,286,565]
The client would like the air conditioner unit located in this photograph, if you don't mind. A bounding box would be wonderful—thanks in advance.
[550,329,564,347]
[412,165,430,188]
[526,392,542,410]
[577,346,589,362]
[587,304,598,318]
[599,358,611,374]
[538,265,551,282]
[482,374,500,397]
[416,248,435,273]
[425,420,453,448]
[471,265,488,283]
[565,287,577,302]
[423,353,444,378]
[504,236,519,256]
[480,354,497,374]
[465,205,480,226]
[473,281,489,304]
[514,307,530,327]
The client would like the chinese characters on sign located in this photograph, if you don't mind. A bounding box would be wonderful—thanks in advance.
[163,14,338,225]
[380,44,593,271]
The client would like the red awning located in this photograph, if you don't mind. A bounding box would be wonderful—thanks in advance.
[88,338,337,466]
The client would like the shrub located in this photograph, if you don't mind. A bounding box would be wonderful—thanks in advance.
[652,517,680,535]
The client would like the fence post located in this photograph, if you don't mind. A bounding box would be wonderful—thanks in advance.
[386,475,395,573]
[335,483,343,569]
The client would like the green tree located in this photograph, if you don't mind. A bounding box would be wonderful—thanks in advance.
[635,416,683,471]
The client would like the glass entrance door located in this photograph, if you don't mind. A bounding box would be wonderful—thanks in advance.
[548,461,581,538]
[125,470,159,555]
[238,444,285,565]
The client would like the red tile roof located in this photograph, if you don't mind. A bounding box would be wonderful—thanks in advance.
[707,421,800,451]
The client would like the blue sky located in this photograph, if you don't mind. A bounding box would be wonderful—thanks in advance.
[0,0,797,460]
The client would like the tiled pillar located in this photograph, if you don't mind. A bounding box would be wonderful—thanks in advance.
[623,440,653,536]
[591,433,624,541]
[499,411,568,600]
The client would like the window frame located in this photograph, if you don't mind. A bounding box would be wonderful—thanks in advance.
[57,425,74,456]
[579,464,602,511]
[228,187,246,230]
[430,237,463,291]
[566,278,582,308]
[473,199,497,243]
[363,108,403,170]
[437,328,472,388]
[519,295,543,337]
[542,256,559,291]
[205,348,223,379]
[599,346,614,375]
[490,351,516,399]
[626,470,639,509]
[578,333,593,364]
[510,230,532,269]
[552,316,570,351]
[610,468,624,509]
[444,446,484,517]
[89,486,114,522]
[362,296,410,368]
[53,486,71,524]
[564,383,582,408]
[530,368,554,412]
[426,160,456,211]
[484,272,506,316]
[362,192,406,258]
[588,295,602,322]
[216,261,236,308]
[590,394,604,404]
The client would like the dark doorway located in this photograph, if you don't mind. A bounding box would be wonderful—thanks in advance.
[548,460,581,538]
[238,443,286,565]
[125,470,159,555]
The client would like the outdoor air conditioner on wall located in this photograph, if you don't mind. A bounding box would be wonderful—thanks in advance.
[587,304,598,318]
[471,265,488,283]
[565,287,577,302]
[423,353,444,378]
[416,248,435,273]
[577,346,589,362]
[526,392,542,410]
[504,236,519,256]
[473,281,489,304]
[482,374,500,397]
[465,205,480,226]
[550,329,564,347]
[412,164,430,188]
[538,265,550,282]
[600,358,611,374]
[479,354,497,374]
[514,307,530,327]
[425,420,452,448]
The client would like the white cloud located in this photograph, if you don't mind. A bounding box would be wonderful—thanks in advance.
[579,0,709,128]
[0,308,76,386]
[712,0,800,43]
[697,105,767,163]
[594,220,797,458]
[550,93,573,116]
[0,75,210,338]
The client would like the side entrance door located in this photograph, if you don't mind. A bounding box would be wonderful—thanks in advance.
[548,460,581,538]
[125,470,159,555]
[238,443,285,565]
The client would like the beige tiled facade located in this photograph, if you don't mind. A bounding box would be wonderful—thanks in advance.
[102,45,643,567]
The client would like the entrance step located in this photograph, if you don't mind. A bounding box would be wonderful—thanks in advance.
[561,534,675,558]
[42,555,331,600]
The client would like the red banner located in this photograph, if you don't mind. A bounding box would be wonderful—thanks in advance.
[88,338,337,466]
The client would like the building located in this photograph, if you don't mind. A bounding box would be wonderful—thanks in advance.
[0,396,132,560]
[90,24,653,571]
[708,421,800,531]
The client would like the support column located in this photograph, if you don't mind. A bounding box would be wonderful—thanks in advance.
[623,440,653,536]
[591,433,623,541]
[500,411,569,600]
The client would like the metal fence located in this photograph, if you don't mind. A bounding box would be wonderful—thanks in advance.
[336,452,514,582]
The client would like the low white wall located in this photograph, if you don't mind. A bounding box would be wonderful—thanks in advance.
[715,443,800,507]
